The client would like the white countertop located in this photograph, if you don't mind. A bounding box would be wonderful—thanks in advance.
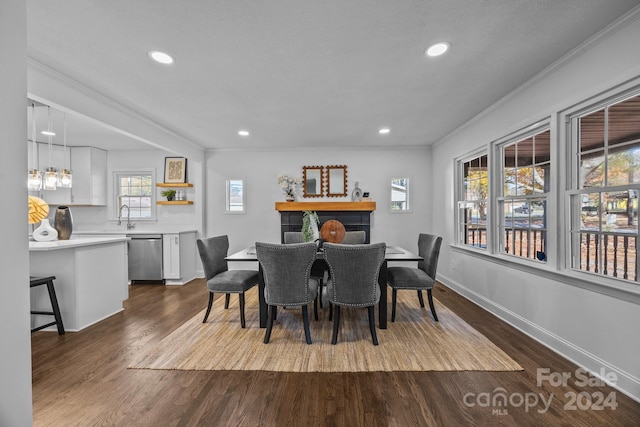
[29,235,129,251]
[73,227,197,236]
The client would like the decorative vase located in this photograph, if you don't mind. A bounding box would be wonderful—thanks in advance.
[286,193,295,202]
[167,195,175,201]
[54,206,73,240]
[33,218,58,242]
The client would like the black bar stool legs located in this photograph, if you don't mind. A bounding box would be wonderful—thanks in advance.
[30,276,65,335]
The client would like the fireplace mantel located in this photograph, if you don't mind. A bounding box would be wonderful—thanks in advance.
[275,201,376,243]
[275,201,376,212]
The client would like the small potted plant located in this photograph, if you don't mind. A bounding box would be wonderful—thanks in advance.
[161,189,176,201]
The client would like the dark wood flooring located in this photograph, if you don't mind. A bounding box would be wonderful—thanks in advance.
[31,279,640,426]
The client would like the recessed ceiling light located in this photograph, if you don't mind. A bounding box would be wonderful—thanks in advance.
[425,42,450,57]
[238,130,250,137]
[148,50,175,65]
[378,127,391,135]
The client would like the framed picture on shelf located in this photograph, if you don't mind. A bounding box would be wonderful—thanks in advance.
[164,157,187,183]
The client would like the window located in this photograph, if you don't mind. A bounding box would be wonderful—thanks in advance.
[498,128,550,261]
[114,171,154,220]
[568,93,639,283]
[226,179,245,213]
[457,153,488,249]
[390,177,410,212]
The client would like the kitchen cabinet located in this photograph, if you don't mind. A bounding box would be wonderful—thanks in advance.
[32,144,107,206]
[163,234,181,279]
[70,147,107,205]
[162,231,197,285]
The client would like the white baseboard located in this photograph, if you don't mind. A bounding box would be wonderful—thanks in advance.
[437,273,640,404]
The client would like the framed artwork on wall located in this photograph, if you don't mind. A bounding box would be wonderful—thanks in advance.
[164,157,187,183]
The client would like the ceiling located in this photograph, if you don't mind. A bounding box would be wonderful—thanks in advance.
[26,0,640,152]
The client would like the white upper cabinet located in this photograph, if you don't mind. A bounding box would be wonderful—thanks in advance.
[31,144,107,206]
[70,147,107,205]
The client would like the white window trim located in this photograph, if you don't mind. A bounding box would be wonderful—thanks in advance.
[493,122,551,263]
[561,82,640,287]
[111,169,157,222]
[454,148,491,251]
[225,178,246,214]
[389,176,412,213]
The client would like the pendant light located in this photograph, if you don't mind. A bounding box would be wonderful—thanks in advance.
[43,106,59,190]
[27,102,43,191]
[58,112,72,188]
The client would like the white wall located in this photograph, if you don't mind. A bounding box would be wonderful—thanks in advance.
[432,11,640,401]
[0,0,33,424]
[68,149,205,233]
[205,147,432,254]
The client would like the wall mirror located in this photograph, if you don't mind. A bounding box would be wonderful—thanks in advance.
[326,165,348,197]
[302,165,324,197]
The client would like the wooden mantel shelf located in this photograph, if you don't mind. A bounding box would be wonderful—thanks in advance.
[275,201,376,212]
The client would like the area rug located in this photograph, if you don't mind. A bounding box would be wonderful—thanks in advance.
[129,287,522,372]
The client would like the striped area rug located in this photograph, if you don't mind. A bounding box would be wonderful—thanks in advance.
[129,287,522,372]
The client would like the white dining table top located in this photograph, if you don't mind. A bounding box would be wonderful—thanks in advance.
[226,245,421,261]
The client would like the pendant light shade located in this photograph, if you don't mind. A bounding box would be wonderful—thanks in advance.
[59,169,73,188]
[28,169,43,191]
[44,167,59,190]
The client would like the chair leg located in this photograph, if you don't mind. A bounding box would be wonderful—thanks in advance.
[313,297,319,321]
[239,293,246,328]
[302,305,312,345]
[391,288,398,322]
[318,279,324,308]
[331,305,341,345]
[224,293,231,309]
[427,289,438,322]
[264,305,276,344]
[329,302,333,321]
[417,289,425,307]
[368,306,378,345]
[45,279,65,335]
[203,292,214,323]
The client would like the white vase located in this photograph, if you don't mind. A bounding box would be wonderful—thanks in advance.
[33,218,58,242]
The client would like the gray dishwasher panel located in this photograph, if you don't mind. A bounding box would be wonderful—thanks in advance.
[127,234,163,281]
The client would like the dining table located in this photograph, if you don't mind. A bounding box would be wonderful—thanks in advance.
[226,245,422,329]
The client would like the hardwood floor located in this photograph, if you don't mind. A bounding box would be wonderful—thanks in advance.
[31,280,639,426]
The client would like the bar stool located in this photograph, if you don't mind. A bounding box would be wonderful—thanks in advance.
[30,276,65,335]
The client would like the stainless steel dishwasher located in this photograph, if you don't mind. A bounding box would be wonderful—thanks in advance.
[127,234,164,284]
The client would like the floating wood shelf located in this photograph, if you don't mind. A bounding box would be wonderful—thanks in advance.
[156,183,193,187]
[275,201,376,212]
[157,200,193,205]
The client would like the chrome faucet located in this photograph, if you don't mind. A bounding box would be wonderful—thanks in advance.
[118,204,135,230]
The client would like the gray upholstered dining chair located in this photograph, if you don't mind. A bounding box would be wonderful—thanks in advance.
[341,230,366,244]
[196,235,259,328]
[284,231,326,308]
[255,241,319,344]
[322,242,386,345]
[387,233,443,322]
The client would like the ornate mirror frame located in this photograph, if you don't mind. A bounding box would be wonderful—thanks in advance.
[302,165,324,197]
[326,165,348,197]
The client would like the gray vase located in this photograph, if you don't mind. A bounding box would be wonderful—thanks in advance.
[54,206,73,240]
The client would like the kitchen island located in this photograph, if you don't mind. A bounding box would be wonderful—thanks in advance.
[29,236,129,331]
